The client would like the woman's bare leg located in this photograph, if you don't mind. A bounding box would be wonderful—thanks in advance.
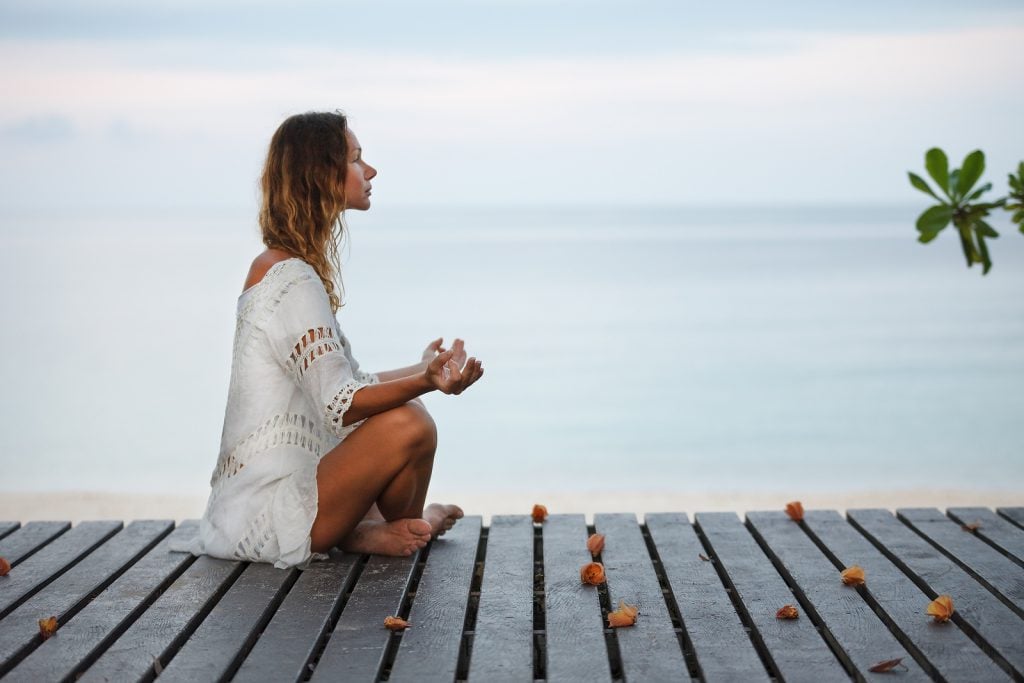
[310,402,462,556]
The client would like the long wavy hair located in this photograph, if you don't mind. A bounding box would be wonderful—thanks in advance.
[258,110,352,313]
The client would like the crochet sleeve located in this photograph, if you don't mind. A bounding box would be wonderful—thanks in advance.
[262,273,373,440]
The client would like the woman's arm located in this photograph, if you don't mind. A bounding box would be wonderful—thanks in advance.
[342,373,434,425]
[345,339,483,424]
[371,337,449,383]
[373,360,429,383]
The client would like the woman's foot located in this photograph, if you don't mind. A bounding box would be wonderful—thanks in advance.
[423,503,464,538]
[338,518,432,557]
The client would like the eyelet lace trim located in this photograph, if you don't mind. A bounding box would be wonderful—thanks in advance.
[236,505,273,559]
[287,326,342,383]
[211,412,323,486]
[325,379,369,439]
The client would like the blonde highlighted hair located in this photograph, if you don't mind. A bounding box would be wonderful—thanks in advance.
[258,110,352,313]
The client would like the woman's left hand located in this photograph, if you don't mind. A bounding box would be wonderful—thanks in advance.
[421,337,447,363]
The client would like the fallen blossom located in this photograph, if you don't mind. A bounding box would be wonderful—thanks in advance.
[384,616,410,630]
[532,504,548,523]
[607,599,638,628]
[841,565,866,586]
[926,595,954,623]
[785,501,804,521]
[39,616,58,640]
[776,604,799,619]
[580,562,606,585]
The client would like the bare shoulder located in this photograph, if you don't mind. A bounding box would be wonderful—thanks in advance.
[243,249,298,293]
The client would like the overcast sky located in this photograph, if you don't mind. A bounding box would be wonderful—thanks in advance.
[2,0,1022,209]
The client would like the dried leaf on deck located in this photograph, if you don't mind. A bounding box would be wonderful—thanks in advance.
[776,604,799,619]
[580,562,606,585]
[532,504,548,523]
[153,655,164,675]
[607,599,639,628]
[587,533,605,554]
[785,501,804,521]
[868,657,907,673]
[0,556,10,576]
[926,595,954,623]
[384,616,410,630]
[38,616,58,639]
[699,553,711,562]
[841,565,866,586]
[961,521,982,532]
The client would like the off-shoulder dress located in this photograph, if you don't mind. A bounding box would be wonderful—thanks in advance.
[168,257,379,569]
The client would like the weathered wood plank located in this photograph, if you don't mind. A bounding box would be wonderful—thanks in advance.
[541,514,612,683]
[387,515,481,683]
[595,513,687,681]
[79,554,244,683]
[898,507,1024,615]
[646,512,769,682]
[233,549,361,683]
[468,515,534,682]
[310,553,417,681]
[0,520,171,677]
[695,512,847,683]
[804,510,1017,680]
[749,510,991,681]
[0,522,21,541]
[0,520,122,621]
[998,507,1024,530]
[155,560,297,682]
[0,521,70,566]
[947,507,1024,566]
[847,508,1024,677]
[4,521,198,682]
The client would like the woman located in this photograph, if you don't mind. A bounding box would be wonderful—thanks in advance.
[170,111,483,569]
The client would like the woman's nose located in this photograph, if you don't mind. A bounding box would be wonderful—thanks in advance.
[366,163,377,180]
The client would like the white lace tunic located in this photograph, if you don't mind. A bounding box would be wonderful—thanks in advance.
[168,257,378,569]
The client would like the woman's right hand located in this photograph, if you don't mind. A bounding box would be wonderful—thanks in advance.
[425,338,484,395]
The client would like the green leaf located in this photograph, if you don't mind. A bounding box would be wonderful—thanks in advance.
[956,150,985,197]
[975,219,999,238]
[925,148,950,195]
[948,170,960,199]
[966,182,992,201]
[908,172,940,200]
[957,224,979,267]
[916,205,953,235]
[977,232,992,274]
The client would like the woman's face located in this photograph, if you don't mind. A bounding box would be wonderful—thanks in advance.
[342,127,377,211]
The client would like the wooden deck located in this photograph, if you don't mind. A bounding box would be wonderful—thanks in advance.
[1,506,1022,682]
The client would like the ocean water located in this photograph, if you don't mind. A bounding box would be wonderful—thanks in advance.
[1,204,1022,497]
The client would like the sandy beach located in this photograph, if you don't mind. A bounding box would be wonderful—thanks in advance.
[1,488,1020,526]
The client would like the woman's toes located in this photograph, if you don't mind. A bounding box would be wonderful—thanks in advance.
[406,518,432,536]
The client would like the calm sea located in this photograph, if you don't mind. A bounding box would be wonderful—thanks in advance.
[1,204,1022,496]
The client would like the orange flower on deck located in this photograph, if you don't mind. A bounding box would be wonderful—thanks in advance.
[840,565,865,586]
[532,504,548,523]
[39,616,58,639]
[926,595,954,623]
[785,501,804,521]
[580,562,606,585]
[0,556,10,576]
[607,599,638,628]
[384,616,410,630]
[587,533,605,555]
[776,604,799,619]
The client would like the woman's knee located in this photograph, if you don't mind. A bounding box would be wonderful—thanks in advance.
[370,403,436,456]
